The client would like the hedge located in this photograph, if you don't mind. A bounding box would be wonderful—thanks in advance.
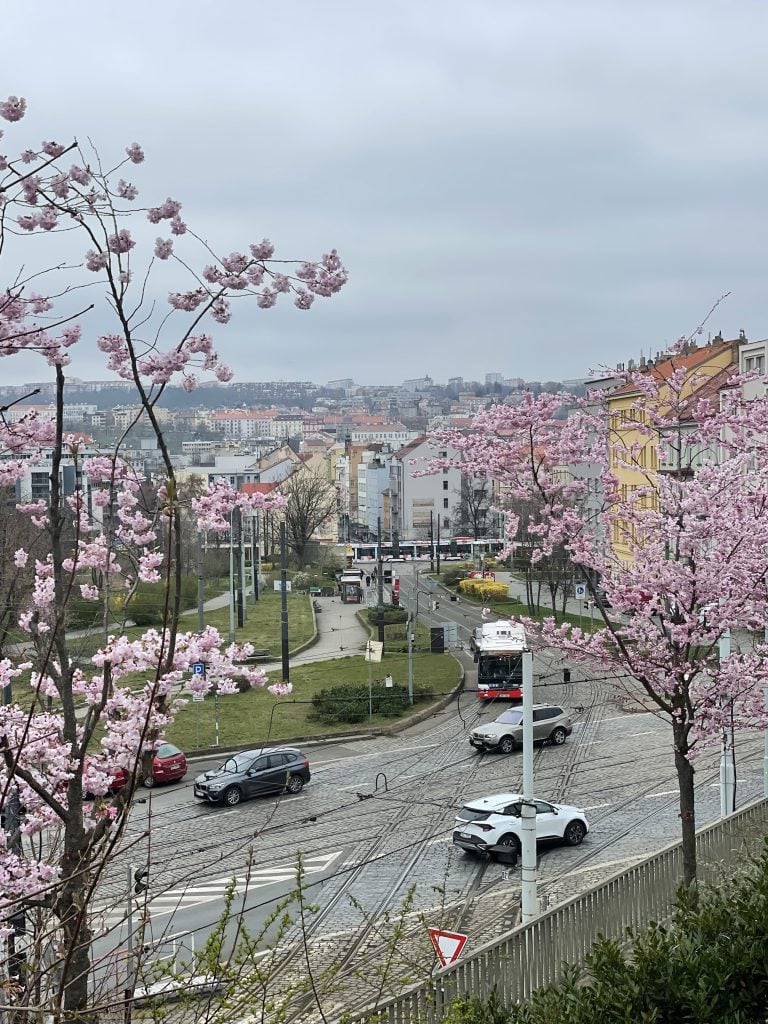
[310,682,433,723]
[126,576,199,626]
[458,579,510,601]
[366,606,408,625]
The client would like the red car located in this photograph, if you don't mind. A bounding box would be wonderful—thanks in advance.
[142,743,187,788]
[85,744,187,796]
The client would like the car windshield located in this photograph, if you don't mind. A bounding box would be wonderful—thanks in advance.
[221,754,256,773]
[496,710,523,725]
[456,807,493,822]
[157,743,180,758]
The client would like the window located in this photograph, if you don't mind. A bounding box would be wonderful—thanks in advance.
[442,468,449,475]
[745,354,765,373]
[443,480,449,490]
[265,753,289,769]
[443,517,450,529]
[443,497,449,509]
[535,801,555,814]
[533,708,558,721]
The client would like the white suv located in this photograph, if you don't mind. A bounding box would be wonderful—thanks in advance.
[469,705,573,754]
[452,792,589,856]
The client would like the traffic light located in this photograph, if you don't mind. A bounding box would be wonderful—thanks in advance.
[133,866,149,895]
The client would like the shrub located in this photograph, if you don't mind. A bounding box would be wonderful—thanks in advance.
[366,606,407,625]
[310,682,433,724]
[127,576,199,626]
[66,595,103,630]
[442,566,473,587]
[458,579,510,602]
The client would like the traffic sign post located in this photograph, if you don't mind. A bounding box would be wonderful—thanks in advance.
[427,927,468,968]
[190,663,206,750]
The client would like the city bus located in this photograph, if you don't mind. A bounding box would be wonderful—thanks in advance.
[473,620,527,701]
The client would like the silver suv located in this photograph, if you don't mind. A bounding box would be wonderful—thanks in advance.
[469,704,573,754]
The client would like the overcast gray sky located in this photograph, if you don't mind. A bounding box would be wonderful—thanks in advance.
[3,1,768,387]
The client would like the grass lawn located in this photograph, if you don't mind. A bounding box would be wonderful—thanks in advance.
[166,651,462,750]
[179,592,314,656]
[15,591,315,713]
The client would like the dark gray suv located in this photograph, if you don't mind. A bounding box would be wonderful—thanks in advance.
[194,747,310,806]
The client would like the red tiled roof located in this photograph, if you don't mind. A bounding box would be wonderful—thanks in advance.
[240,482,278,495]
[614,341,735,396]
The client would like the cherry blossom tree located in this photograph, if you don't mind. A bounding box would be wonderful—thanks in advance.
[434,338,768,886]
[0,94,345,1020]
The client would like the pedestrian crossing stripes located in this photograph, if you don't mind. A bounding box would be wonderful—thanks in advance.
[93,851,343,931]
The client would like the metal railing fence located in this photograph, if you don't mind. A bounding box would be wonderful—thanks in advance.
[346,797,768,1024]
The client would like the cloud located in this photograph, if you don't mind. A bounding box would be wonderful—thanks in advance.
[3,0,768,386]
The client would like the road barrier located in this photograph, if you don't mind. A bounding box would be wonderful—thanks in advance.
[345,797,768,1024]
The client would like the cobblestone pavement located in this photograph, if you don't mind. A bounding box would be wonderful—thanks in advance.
[90,635,768,1022]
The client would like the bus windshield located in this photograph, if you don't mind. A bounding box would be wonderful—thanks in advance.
[477,653,522,684]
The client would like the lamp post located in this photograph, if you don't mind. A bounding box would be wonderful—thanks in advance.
[718,627,736,816]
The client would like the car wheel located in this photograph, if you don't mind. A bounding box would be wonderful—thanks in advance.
[286,775,305,794]
[550,727,568,746]
[223,786,242,807]
[498,735,516,755]
[141,774,155,788]
[494,833,520,857]
[564,820,587,846]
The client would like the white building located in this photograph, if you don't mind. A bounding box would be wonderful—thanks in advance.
[389,436,464,540]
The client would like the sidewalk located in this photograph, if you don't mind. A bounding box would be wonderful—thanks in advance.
[255,594,370,674]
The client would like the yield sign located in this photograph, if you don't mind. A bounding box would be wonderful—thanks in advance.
[428,927,468,967]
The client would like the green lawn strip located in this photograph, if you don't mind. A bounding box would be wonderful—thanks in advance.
[14,592,315,713]
[179,591,314,656]
[165,652,462,751]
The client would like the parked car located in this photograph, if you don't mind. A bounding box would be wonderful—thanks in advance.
[194,747,310,806]
[83,758,128,798]
[469,705,573,754]
[142,743,187,788]
[453,792,589,856]
[468,626,482,653]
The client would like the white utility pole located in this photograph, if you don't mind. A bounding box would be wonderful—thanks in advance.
[719,628,735,816]
[407,611,414,705]
[520,649,539,923]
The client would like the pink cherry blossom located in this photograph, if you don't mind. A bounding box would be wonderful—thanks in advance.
[125,142,144,163]
[0,95,26,122]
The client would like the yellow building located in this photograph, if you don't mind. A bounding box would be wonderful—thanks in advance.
[606,339,739,565]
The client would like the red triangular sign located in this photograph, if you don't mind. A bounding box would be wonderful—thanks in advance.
[428,927,468,967]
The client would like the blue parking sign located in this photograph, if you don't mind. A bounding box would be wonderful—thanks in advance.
[192,661,206,676]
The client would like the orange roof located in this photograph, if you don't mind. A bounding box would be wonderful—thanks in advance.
[614,341,735,396]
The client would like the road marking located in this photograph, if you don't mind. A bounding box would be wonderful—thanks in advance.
[623,729,664,738]
[644,790,678,798]
[581,803,612,811]
[93,851,344,928]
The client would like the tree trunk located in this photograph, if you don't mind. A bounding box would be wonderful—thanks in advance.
[673,721,697,887]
